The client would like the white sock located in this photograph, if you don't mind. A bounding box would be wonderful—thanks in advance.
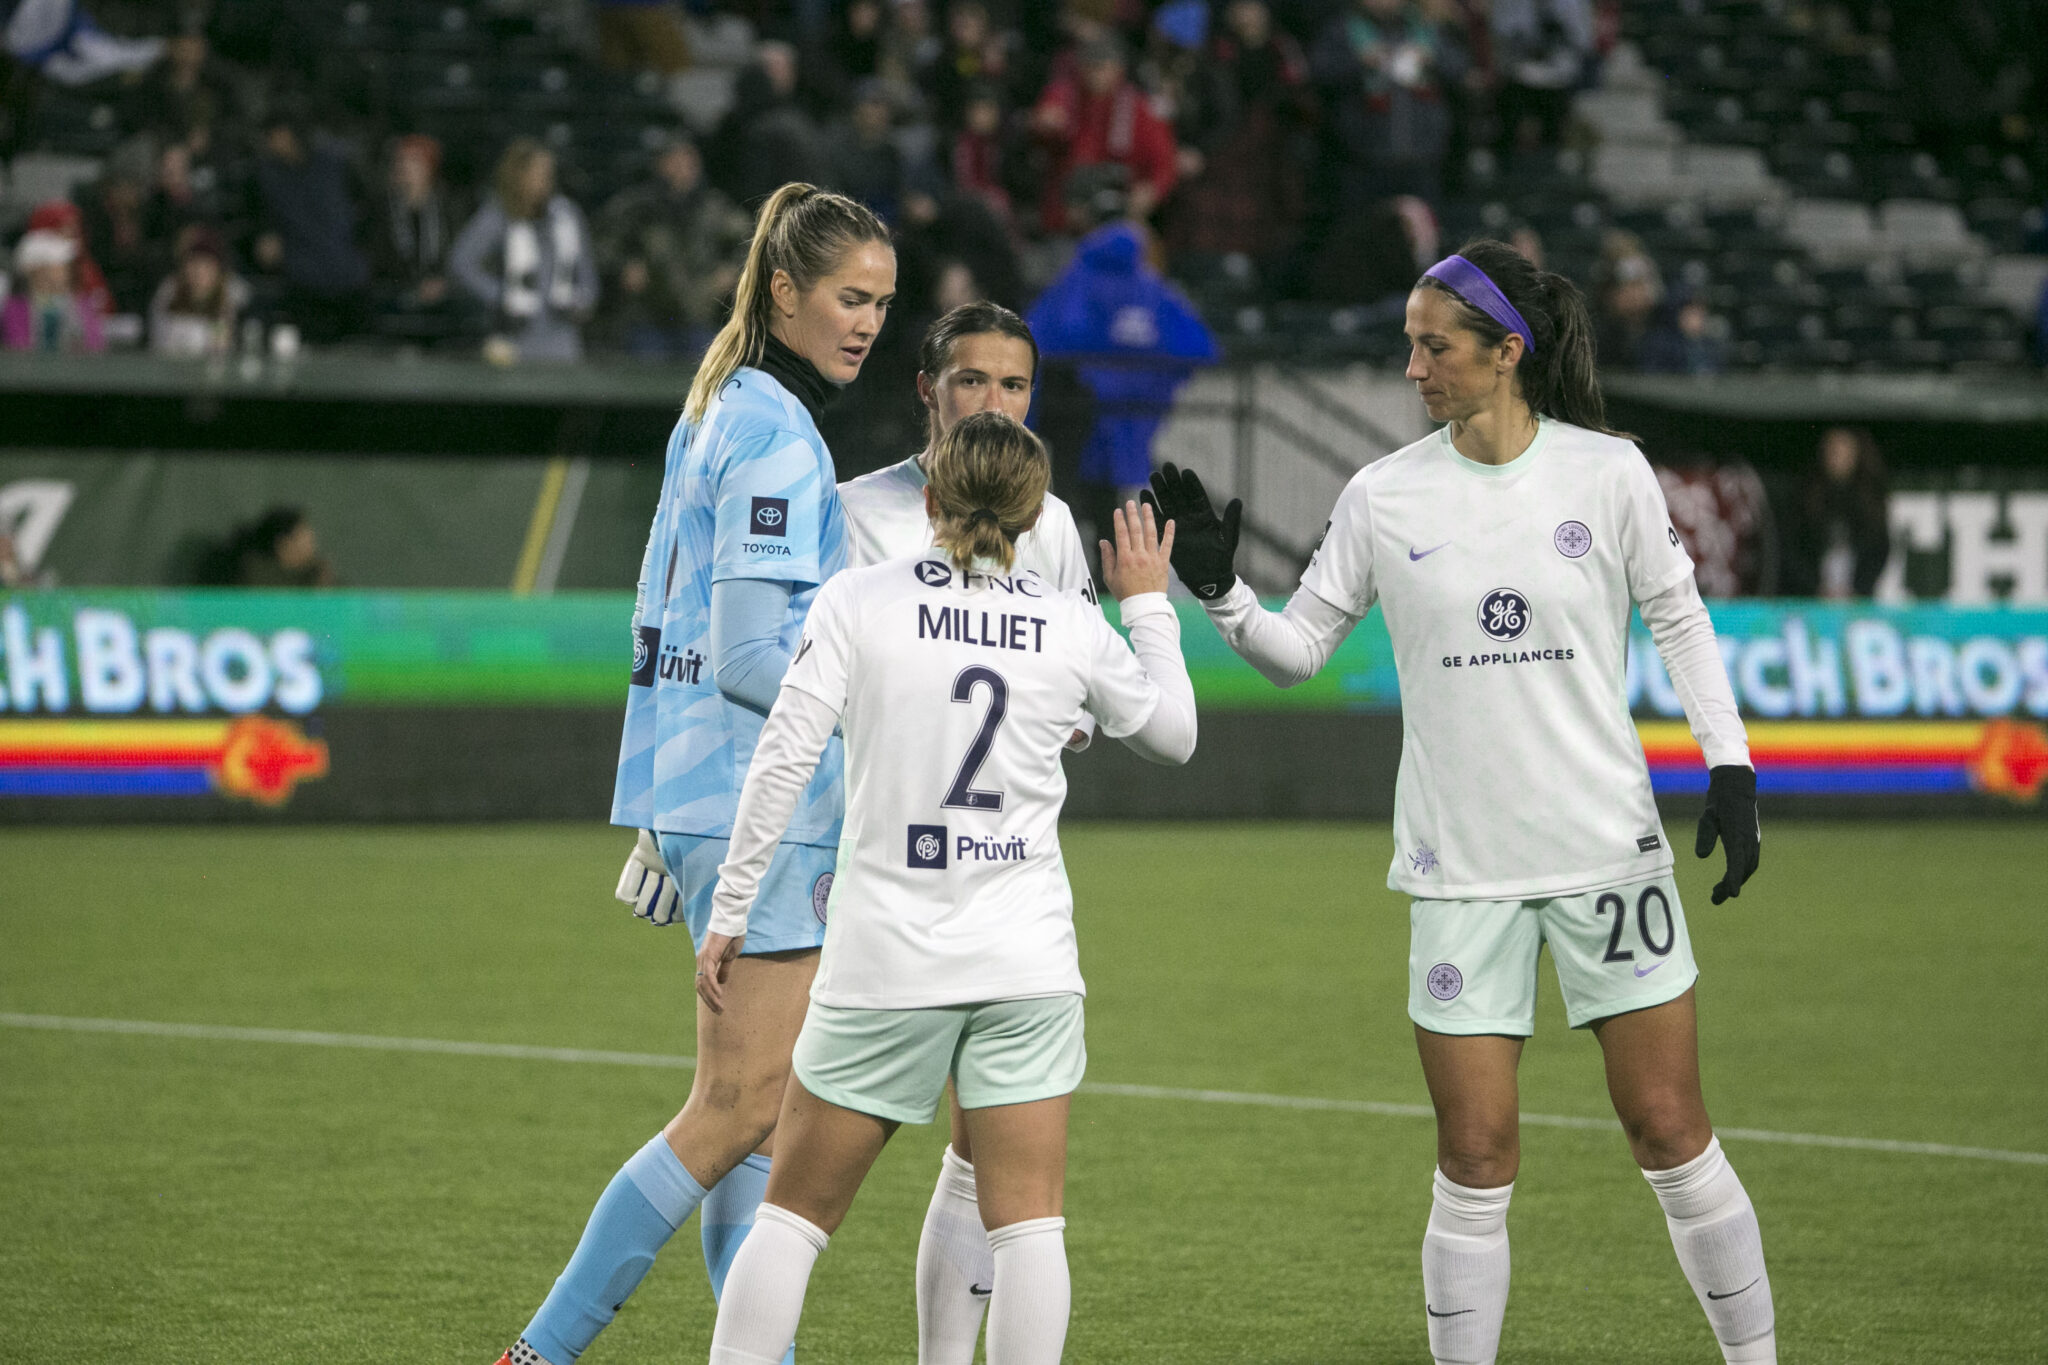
[1643,1137,1776,1363]
[1420,1168,1513,1365]
[917,1146,996,1365]
[984,1216,1069,1365]
[707,1203,828,1365]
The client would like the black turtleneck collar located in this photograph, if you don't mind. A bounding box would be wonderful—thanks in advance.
[756,333,835,425]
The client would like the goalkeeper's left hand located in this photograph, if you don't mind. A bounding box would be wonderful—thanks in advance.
[1695,765,1760,905]
[616,829,681,926]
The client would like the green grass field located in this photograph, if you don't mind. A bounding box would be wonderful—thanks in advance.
[3,821,2044,1363]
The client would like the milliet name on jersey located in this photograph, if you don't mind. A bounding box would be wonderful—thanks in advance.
[919,605,1049,654]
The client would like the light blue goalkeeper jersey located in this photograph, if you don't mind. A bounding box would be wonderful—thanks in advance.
[611,366,847,844]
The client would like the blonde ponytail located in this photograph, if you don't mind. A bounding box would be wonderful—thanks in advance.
[927,412,1050,573]
[684,183,892,423]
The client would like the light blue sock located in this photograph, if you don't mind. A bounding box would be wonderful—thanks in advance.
[702,1153,796,1365]
[523,1134,707,1364]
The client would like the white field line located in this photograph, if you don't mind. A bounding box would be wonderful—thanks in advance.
[6,1012,2044,1168]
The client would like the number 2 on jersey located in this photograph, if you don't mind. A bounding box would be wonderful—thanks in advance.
[942,666,1009,811]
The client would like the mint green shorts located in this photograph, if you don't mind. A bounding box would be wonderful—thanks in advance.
[1409,874,1698,1035]
[791,994,1087,1124]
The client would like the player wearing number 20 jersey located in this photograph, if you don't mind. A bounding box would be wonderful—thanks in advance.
[1297,415,1698,901]
[1151,241,1772,1365]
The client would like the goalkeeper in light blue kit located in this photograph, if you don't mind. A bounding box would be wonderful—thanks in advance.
[492,183,895,1365]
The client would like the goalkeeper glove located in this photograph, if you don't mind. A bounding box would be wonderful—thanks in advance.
[616,829,681,926]
[1695,765,1760,905]
[1142,462,1242,601]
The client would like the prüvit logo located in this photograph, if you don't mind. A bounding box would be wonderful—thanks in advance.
[955,833,1029,863]
[749,497,789,537]
[1478,588,1530,642]
[1554,520,1592,558]
[907,823,948,869]
[0,605,321,715]
[915,559,952,587]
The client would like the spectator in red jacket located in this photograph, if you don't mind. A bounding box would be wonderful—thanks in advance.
[1030,34,1178,234]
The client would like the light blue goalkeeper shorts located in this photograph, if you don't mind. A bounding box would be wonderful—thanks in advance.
[657,832,836,956]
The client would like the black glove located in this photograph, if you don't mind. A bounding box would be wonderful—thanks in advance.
[1142,462,1242,601]
[1695,764,1760,905]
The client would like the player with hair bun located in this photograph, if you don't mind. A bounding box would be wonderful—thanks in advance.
[495,183,893,1365]
[695,411,1196,1365]
[837,300,1100,1365]
[1146,238,1775,1365]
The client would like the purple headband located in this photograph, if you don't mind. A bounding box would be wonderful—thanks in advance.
[1422,254,1536,355]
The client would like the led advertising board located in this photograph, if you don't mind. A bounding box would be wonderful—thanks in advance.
[1,593,2042,810]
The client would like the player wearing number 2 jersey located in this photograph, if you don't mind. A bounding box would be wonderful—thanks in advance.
[1146,240,1775,1365]
[695,412,1195,1365]
[836,301,1103,1365]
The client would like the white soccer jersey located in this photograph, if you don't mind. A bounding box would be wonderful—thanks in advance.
[1300,418,1696,900]
[769,554,1176,1009]
[838,455,1097,600]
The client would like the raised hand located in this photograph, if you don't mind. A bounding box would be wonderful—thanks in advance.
[1143,462,1242,600]
[1099,500,1176,602]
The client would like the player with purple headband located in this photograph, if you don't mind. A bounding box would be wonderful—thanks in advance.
[1144,239,1776,1365]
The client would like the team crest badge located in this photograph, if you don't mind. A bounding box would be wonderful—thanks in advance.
[1554,520,1591,558]
[1409,842,1439,875]
[1426,962,1463,1001]
[811,872,834,924]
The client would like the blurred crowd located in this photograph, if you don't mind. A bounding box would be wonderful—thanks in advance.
[0,0,1727,369]
[1654,424,1893,600]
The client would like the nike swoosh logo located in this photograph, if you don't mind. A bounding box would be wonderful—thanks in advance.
[1426,1305,1474,1318]
[1409,542,1451,561]
[1634,960,1667,978]
[969,1283,993,1297]
[1707,1277,1760,1301]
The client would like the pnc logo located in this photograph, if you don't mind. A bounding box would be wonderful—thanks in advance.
[915,560,952,587]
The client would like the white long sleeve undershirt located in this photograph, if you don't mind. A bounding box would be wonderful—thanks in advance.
[1636,574,1750,770]
[1108,592,1199,766]
[1200,575,1749,769]
[707,593,1198,941]
[1200,579,1361,689]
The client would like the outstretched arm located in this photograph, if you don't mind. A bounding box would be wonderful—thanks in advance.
[1144,461,1364,687]
[1099,502,1196,764]
[1202,579,1360,689]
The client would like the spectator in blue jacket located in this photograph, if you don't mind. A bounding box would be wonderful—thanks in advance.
[1027,217,1218,526]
